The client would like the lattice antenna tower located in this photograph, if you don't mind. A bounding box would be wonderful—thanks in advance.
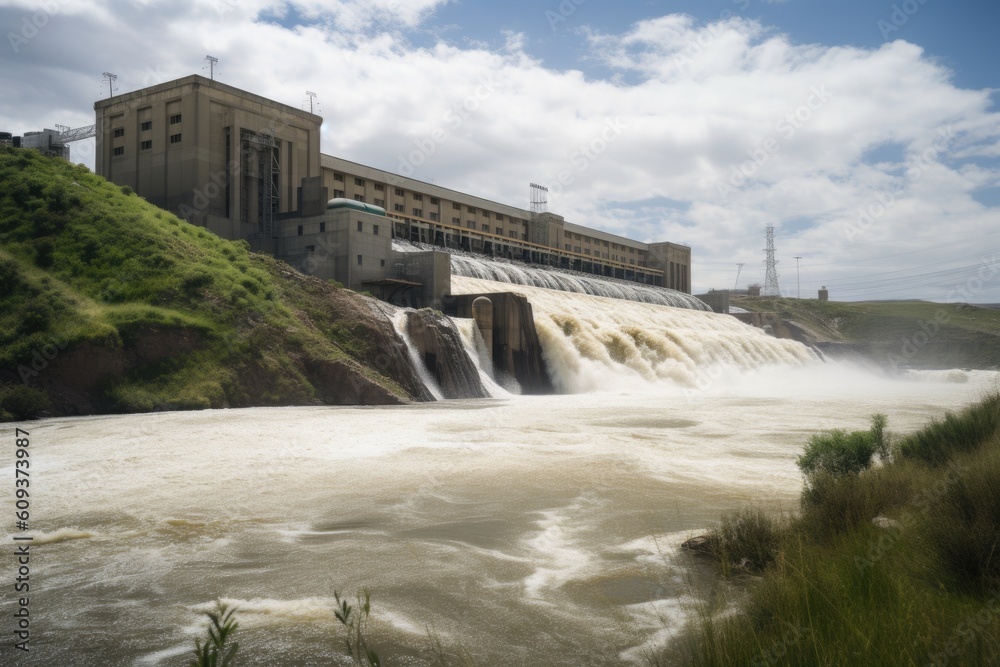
[530,183,548,216]
[305,91,319,114]
[763,224,781,297]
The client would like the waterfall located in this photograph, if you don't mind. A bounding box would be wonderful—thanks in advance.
[390,310,445,400]
[392,240,710,311]
[454,318,518,397]
[451,276,819,394]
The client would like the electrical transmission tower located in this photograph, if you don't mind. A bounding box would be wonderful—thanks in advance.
[763,224,781,297]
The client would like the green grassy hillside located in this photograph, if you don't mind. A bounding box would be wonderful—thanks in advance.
[734,296,1000,369]
[671,392,1000,666]
[0,146,426,421]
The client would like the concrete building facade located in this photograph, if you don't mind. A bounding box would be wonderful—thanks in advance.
[93,75,692,301]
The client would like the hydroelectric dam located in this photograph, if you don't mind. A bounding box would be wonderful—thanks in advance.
[83,73,819,401]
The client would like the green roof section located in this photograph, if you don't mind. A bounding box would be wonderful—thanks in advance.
[326,197,387,217]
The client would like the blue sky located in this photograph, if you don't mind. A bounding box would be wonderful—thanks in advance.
[1,0,998,301]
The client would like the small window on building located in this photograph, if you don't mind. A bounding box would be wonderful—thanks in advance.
[496,214,503,222]
[483,211,490,218]
[453,217,461,225]
[374,183,384,191]
[357,220,363,232]
[113,146,124,156]
[170,133,182,144]
[482,224,489,231]
[319,222,326,232]
[140,121,152,131]
[140,140,152,150]
[429,212,439,221]
[412,209,422,217]
[395,188,404,196]
[509,231,517,239]
[306,245,315,252]
[355,177,365,186]
[334,173,344,182]
[394,203,405,212]
[452,202,461,210]
[468,206,476,213]
[565,243,571,250]
[496,227,502,235]
[374,198,385,207]
[333,189,345,198]
[113,128,124,138]
[430,197,439,205]
[297,225,303,236]
[373,224,379,236]
[357,255,363,266]
[355,195,365,203]
[169,114,182,124]
[413,193,423,202]
[466,221,475,229]
[380,259,385,267]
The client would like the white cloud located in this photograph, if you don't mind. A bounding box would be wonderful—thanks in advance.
[1,4,998,301]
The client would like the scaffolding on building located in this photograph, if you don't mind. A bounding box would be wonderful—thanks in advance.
[240,129,280,239]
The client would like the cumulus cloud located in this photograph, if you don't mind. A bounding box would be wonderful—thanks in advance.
[1,3,998,300]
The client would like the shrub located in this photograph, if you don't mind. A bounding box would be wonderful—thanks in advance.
[798,413,888,479]
[0,385,50,421]
[898,394,1000,465]
[920,445,1000,590]
[702,507,782,575]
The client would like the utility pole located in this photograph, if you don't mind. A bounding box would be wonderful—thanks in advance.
[204,55,219,80]
[794,256,802,299]
[734,263,744,291]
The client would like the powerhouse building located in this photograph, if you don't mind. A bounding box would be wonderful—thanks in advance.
[93,75,692,306]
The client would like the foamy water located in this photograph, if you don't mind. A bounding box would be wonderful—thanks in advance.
[4,365,996,665]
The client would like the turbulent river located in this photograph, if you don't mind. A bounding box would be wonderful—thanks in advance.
[5,275,998,665]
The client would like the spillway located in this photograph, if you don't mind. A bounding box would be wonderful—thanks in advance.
[451,275,818,393]
[393,241,709,310]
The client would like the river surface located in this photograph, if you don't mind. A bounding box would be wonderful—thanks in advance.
[5,365,998,666]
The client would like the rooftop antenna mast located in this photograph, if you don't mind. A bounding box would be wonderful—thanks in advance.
[305,91,318,114]
[763,224,781,297]
[734,263,744,290]
[204,55,219,80]
[102,72,118,98]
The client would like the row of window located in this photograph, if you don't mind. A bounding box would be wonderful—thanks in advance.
[330,172,515,222]
[111,134,182,156]
[110,114,181,139]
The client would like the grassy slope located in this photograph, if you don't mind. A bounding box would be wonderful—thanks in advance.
[735,296,1000,368]
[670,393,1000,667]
[0,146,412,420]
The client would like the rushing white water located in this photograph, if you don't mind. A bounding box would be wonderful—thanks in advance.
[452,275,818,394]
[453,318,517,397]
[391,309,445,400]
[6,368,998,665]
[393,240,709,311]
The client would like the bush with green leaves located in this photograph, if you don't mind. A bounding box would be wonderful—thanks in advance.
[797,413,889,479]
